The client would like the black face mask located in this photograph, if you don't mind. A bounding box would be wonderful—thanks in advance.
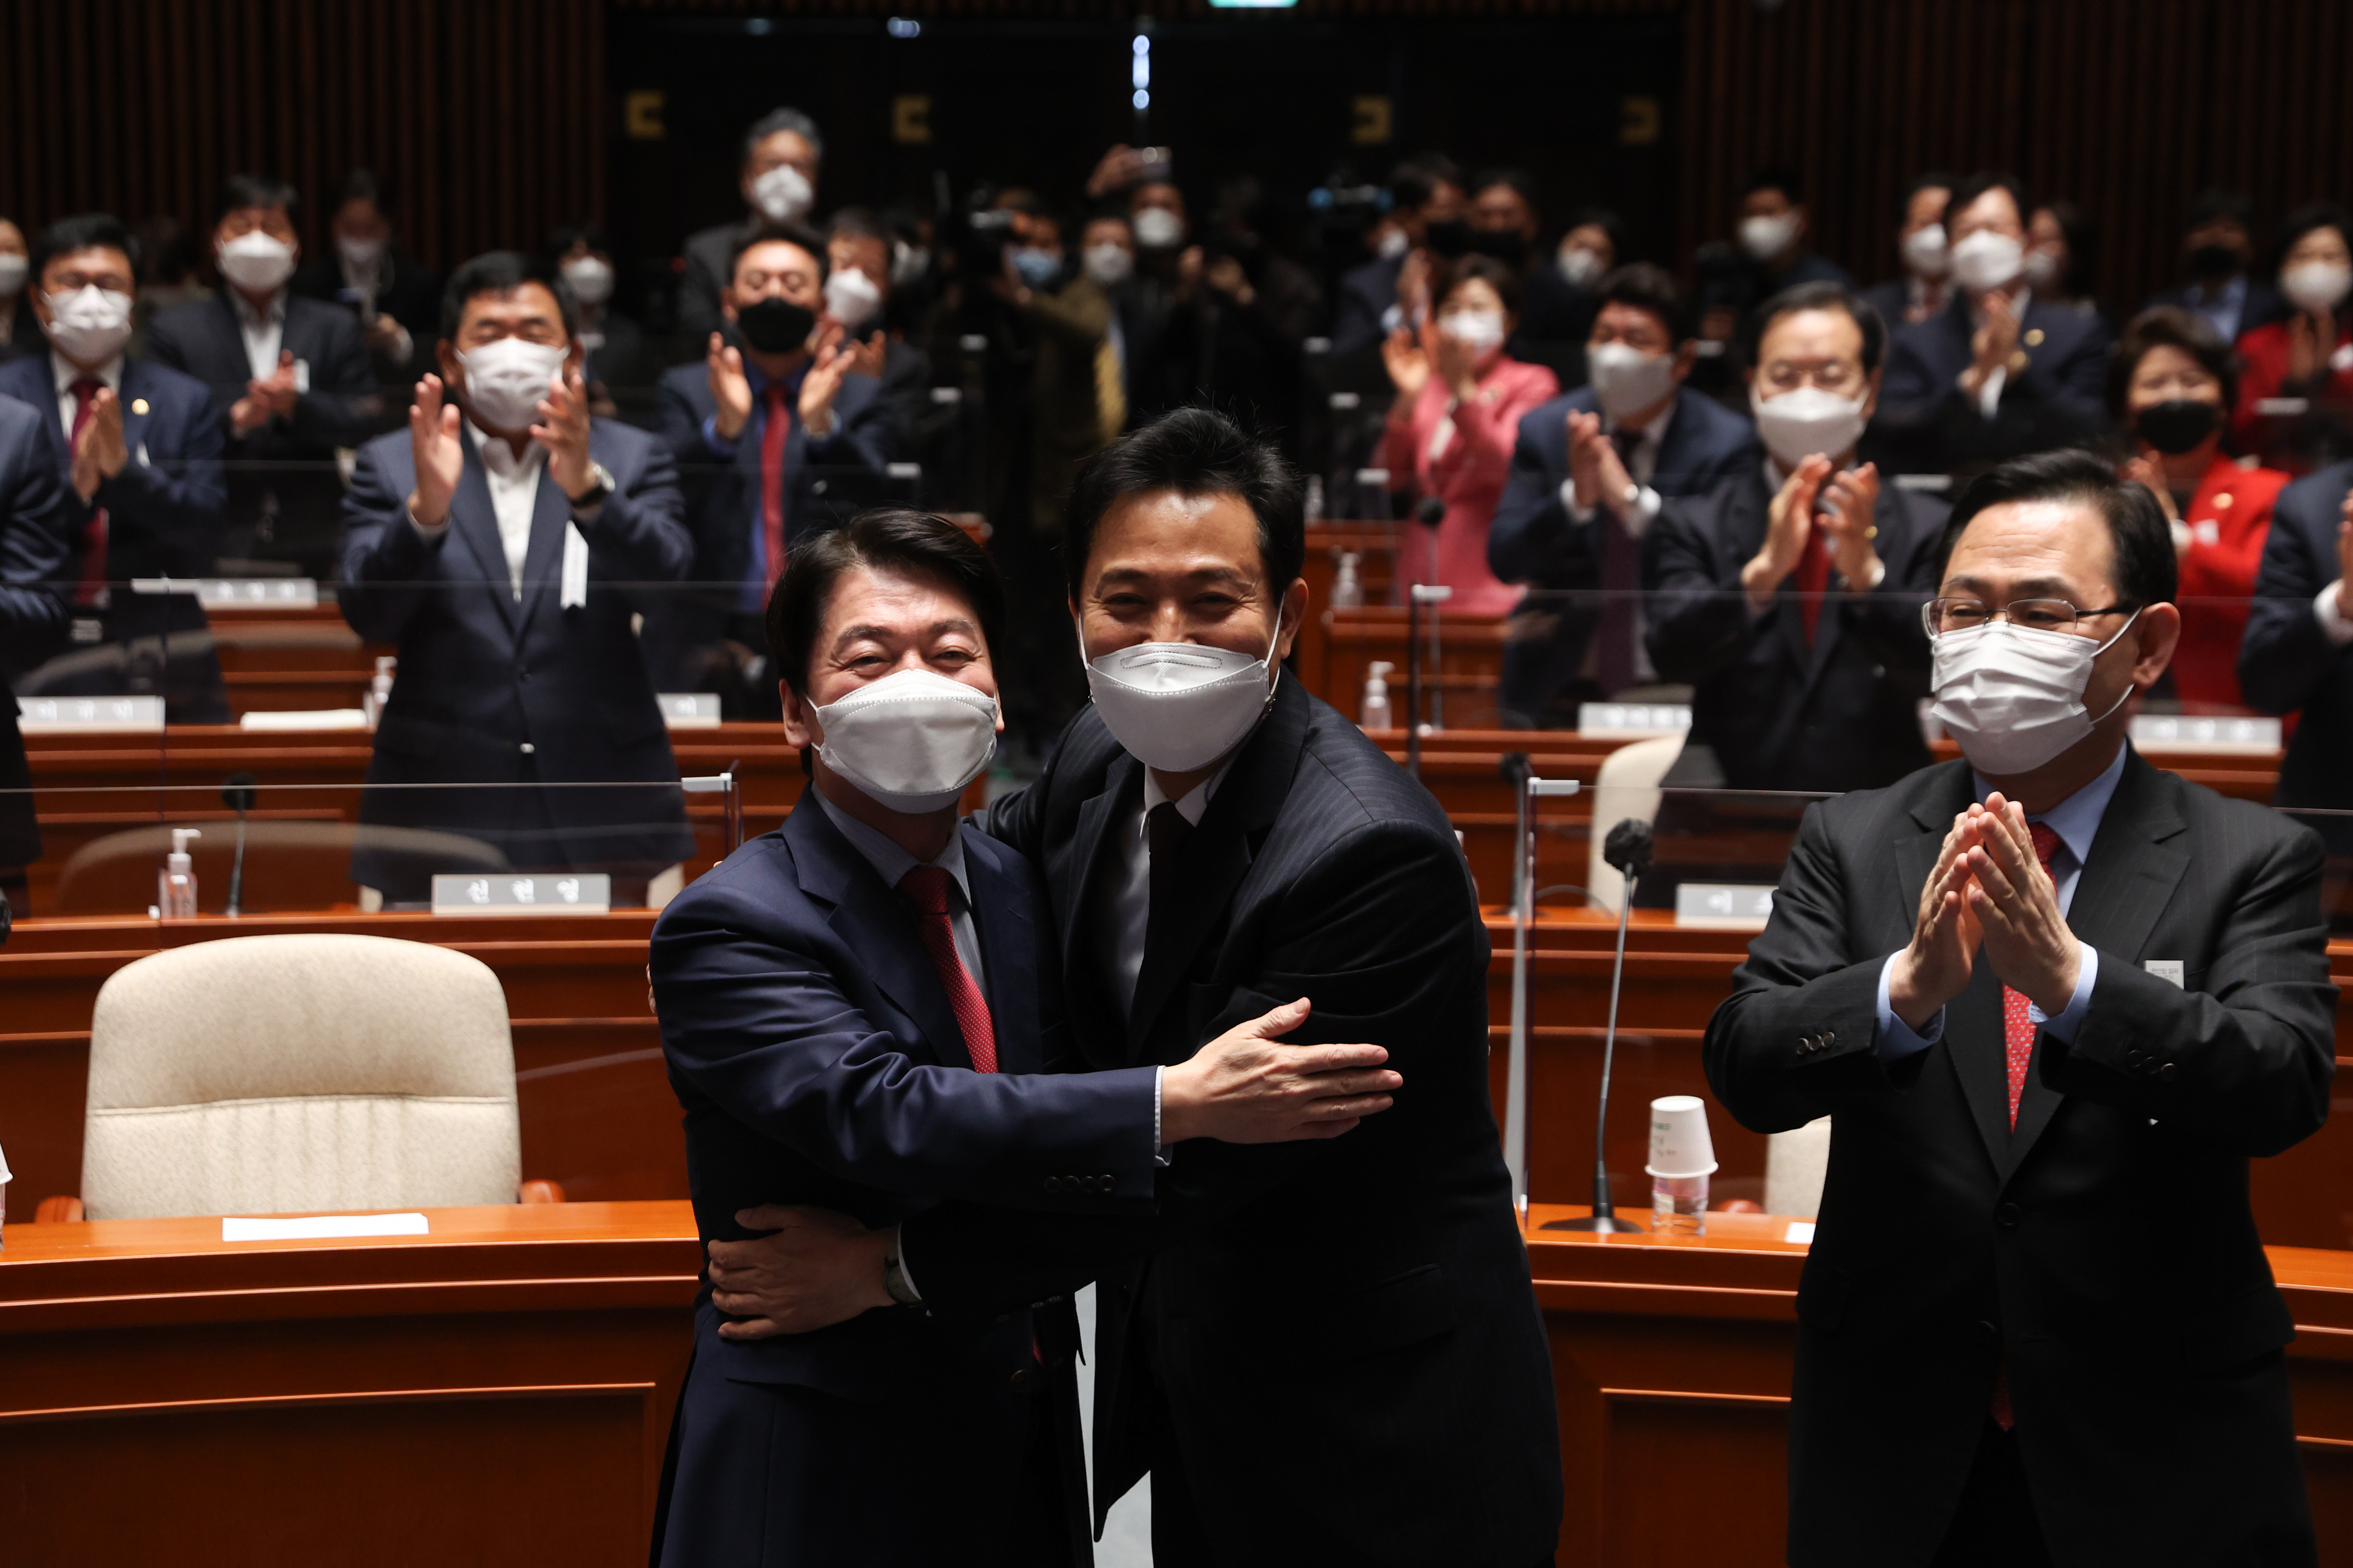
[1421,218,1474,260]
[2188,242,2243,281]
[736,297,816,355]
[1468,228,1530,267]
[2135,397,2221,455]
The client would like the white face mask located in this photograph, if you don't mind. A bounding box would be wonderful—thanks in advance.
[44,286,135,366]
[1083,242,1135,288]
[1750,384,1869,470]
[218,231,297,292]
[1588,341,1678,421]
[456,337,569,434]
[561,256,615,307]
[1739,212,1799,263]
[822,266,883,330]
[0,255,27,296]
[1930,608,2141,776]
[337,235,385,271]
[1557,245,1606,289]
[2021,247,2061,290]
[813,668,999,813]
[1949,230,2024,294]
[2280,260,2353,316]
[1440,308,1506,352]
[1901,223,1949,280]
[1083,619,1281,773]
[1134,207,1186,251]
[751,164,815,224]
[1374,226,1410,261]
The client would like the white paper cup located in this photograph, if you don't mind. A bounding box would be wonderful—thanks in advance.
[1646,1095,1718,1178]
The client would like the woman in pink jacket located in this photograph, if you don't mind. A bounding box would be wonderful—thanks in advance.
[1377,254,1561,615]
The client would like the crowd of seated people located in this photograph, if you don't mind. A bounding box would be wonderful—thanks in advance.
[6,111,2353,915]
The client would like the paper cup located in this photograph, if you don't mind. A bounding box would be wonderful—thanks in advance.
[1646,1095,1718,1178]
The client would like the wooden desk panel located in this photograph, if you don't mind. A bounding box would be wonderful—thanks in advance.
[0,1201,700,1568]
[1526,1206,2353,1565]
[1325,608,1510,728]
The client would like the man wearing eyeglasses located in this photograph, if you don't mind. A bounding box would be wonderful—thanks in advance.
[1705,447,2334,1568]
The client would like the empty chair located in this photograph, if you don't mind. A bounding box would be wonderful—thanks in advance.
[1765,1116,1831,1220]
[41,933,557,1221]
[1584,732,1685,913]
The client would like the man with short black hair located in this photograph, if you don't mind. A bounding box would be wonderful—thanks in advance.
[1861,171,1959,331]
[679,108,826,343]
[1489,261,1762,724]
[291,169,442,382]
[1709,447,2330,1566]
[1697,166,1856,352]
[2145,189,2283,346]
[0,213,230,721]
[1330,153,1466,357]
[146,173,379,574]
[338,251,694,904]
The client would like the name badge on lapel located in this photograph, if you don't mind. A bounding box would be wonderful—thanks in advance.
[2144,959,2185,988]
[560,522,590,609]
[292,358,312,394]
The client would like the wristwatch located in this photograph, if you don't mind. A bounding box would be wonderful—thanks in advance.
[882,1236,920,1306]
[566,461,615,510]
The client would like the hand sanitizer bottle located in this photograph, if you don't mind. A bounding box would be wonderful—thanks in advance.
[364,656,397,728]
[1330,550,1365,609]
[1360,661,1395,732]
[158,828,202,919]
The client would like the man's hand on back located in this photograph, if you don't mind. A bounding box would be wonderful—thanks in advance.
[708,1205,891,1340]
[1160,997,1400,1144]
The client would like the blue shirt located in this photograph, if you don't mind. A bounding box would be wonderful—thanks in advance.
[2183,274,2250,348]
[1873,744,2127,1061]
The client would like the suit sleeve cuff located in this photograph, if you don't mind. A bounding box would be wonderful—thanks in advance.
[406,505,450,542]
[1154,1064,1170,1167]
[1561,478,1594,523]
[700,413,738,458]
[887,1224,921,1303]
[2025,942,2097,1042]
[1875,950,1945,1062]
[2316,581,2353,647]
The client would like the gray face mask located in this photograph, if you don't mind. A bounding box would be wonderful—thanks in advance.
[1587,342,1677,421]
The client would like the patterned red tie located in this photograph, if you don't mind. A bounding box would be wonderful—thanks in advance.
[1999,821,2065,1129]
[1793,521,1833,644]
[899,865,997,1073]
[759,379,790,588]
[69,378,109,608]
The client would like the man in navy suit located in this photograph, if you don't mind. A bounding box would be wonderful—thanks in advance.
[649,224,893,718]
[2240,458,2353,855]
[1873,173,2111,479]
[649,507,1401,1565]
[1488,262,1761,726]
[2142,189,2283,347]
[338,251,695,904]
[1329,155,1465,359]
[0,214,229,722]
[146,174,380,577]
[0,393,71,912]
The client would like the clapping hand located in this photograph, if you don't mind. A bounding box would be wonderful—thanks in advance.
[69,386,128,500]
[1817,461,1882,588]
[1381,326,1432,400]
[531,362,596,499]
[1566,409,1636,520]
[1886,808,1988,1030]
[1964,291,2020,397]
[798,331,852,439]
[1743,453,1829,605]
[1963,796,2080,1015]
[706,331,754,443]
[404,372,465,529]
[230,349,301,435]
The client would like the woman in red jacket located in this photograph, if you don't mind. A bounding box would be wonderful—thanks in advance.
[1377,254,1559,615]
[2230,202,2353,472]
[2117,306,2290,712]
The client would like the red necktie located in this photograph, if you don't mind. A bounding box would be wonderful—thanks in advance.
[1793,520,1833,644]
[69,378,109,608]
[759,380,790,588]
[1988,820,2062,1432]
[899,865,997,1073]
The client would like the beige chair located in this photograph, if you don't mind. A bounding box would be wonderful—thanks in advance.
[1583,734,1686,914]
[1764,1116,1832,1220]
[37,933,560,1221]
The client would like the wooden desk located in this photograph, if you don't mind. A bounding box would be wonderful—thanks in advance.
[207,600,387,714]
[0,1200,699,1567]
[1295,523,1401,702]
[0,910,682,1224]
[1323,608,1511,729]
[1526,1204,2353,1564]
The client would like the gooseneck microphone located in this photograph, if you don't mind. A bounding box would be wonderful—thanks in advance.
[1547,818,1655,1233]
[222,772,259,918]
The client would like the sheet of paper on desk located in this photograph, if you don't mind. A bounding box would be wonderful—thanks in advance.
[1784,1221,1816,1244]
[222,1213,430,1241]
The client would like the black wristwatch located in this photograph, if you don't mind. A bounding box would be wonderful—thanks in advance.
[566,461,615,511]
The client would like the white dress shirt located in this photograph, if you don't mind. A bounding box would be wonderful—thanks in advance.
[231,288,288,382]
[465,422,545,599]
[50,353,123,442]
[1097,758,1235,1022]
[2314,580,2353,646]
[1963,289,2032,419]
[1873,743,2125,1062]
[814,789,988,999]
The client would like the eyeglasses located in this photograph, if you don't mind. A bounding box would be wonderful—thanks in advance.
[1921,598,2133,637]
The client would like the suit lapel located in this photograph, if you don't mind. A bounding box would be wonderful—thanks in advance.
[19,357,72,466]
[2007,751,2189,1174]
[786,796,974,1072]
[964,827,1041,1074]
[1062,751,1139,1003]
[1897,767,2014,1173]
[449,436,519,635]
[117,361,158,465]
[511,447,575,639]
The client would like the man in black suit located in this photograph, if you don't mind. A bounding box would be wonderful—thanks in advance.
[678,108,824,347]
[1859,171,1957,333]
[1874,173,2111,478]
[2239,457,2353,854]
[1329,154,1464,358]
[650,508,1398,1566]
[1488,262,1762,726]
[825,208,934,460]
[338,251,695,904]
[1708,449,2333,1567]
[0,392,71,913]
[1645,282,1945,794]
[649,226,893,716]
[146,174,380,576]
[2142,189,2283,348]
[0,214,230,722]
[703,409,1563,1568]
[291,169,442,387]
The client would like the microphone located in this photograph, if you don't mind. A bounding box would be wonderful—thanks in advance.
[221,772,258,918]
[1414,493,1447,528]
[1545,817,1655,1232]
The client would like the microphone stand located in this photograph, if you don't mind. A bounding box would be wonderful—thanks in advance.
[222,772,258,917]
[1505,769,1580,1223]
[1546,819,1653,1233]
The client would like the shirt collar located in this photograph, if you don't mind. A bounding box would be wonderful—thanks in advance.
[1141,752,1238,829]
[465,418,545,478]
[812,787,973,905]
[53,352,123,395]
[1603,396,1676,447]
[229,287,287,328]
[1972,741,2127,870]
